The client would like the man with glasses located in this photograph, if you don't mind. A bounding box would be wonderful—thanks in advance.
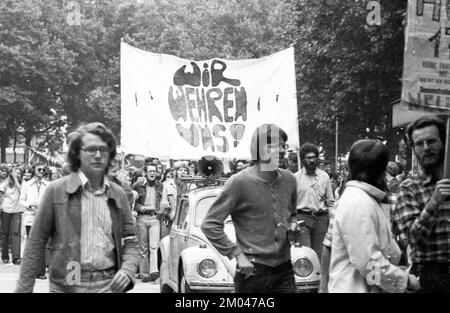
[132,163,163,283]
[294,142,334,260]
[393,115,450,293]
[19,162,49,279]
[16,122,138,293]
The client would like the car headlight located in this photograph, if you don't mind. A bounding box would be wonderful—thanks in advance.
[197,259,217,278]
[293,258,313,277]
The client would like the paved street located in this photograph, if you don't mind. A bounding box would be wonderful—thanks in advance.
[0,250,160,293]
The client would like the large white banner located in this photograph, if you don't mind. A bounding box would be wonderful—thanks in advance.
[401,0,450,111]
[120,42,299,159]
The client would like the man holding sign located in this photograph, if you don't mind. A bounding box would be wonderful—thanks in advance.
[394,115,450,293]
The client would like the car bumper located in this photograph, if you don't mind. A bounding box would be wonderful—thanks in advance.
[296,281,320,292]
[189,281,235,292]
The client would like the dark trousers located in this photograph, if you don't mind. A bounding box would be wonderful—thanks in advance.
[415,263,450,293]
[0,211,22,261]
[297,212,329,260]
[159,217,173,239]
[234,261,297,293]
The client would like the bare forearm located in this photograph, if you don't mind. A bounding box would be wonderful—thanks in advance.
[319,245,331,293]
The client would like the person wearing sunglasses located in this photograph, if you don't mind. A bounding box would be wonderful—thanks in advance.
[18,162,49,279]
[16,122,138,293]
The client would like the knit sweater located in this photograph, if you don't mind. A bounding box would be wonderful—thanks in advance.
[201,166,297,267]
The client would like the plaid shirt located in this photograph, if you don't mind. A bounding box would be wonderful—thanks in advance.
[324,191,397,248]
[393,175,450,263]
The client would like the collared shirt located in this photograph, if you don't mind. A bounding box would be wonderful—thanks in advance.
[393,174,450,263]
[201,167,297,267]
[328,181,407,293]
[1,184,21,213]
[78,171,115,271]
[19,178,49,212]
[294,168,334,212]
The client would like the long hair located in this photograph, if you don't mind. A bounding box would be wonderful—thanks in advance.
[347,139,389,191]
[249,124,288,164]
[67,122,117,173]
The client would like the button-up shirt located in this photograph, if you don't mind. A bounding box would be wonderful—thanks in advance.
[78,171,115,271]
[201,167,297,267]
[393,174,450,263]
[20,178,49,213]
[294,168,334,212]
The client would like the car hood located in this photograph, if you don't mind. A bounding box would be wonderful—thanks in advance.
[191,222,237,277]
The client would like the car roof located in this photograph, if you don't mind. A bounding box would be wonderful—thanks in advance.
[181,185,223,201]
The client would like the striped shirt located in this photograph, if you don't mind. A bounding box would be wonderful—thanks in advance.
[78,171,115,271]
[393,175,450,263]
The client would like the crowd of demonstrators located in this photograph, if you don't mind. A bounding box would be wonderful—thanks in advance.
[2,115,449,293]
[0,163,63,270]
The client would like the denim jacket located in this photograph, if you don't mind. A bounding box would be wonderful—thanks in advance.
[15,173,139,293]
[132,180,163,213]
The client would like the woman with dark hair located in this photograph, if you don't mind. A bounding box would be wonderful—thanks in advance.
[0,166,23,264]
[328,140,420,293]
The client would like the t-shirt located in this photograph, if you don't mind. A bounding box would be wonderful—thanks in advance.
[1,184,21,213]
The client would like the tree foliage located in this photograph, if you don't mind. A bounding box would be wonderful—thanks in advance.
[0,0,408,165]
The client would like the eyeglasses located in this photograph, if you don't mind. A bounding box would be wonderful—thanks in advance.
[81,145,109,156]
[36,168,46,172]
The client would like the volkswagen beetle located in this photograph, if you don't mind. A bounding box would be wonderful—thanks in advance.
[158,183,321,293]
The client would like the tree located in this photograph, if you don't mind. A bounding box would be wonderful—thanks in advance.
[294,0,407,168]
[0,0,76,162]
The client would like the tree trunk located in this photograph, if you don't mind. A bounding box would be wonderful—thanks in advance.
[0,132,7,163]
[24,134,32,165]
[13,131,17,163]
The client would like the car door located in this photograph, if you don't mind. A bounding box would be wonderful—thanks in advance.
[169,197,189,283]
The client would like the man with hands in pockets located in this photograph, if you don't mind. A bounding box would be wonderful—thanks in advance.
[202,124,298,293]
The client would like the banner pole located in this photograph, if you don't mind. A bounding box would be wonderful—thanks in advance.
[444,116,450,178]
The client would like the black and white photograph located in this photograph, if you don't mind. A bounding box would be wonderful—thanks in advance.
[0,0,449,303]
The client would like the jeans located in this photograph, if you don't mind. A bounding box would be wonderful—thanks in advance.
[297,212,329,260]
[234,261,297,293]
[416,263,450,293]
[0,211,22,261]
[136,214,160,276]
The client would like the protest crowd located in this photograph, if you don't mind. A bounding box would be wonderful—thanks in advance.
[0,115,447,294]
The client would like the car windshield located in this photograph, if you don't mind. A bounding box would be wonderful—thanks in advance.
[194,196,232,226]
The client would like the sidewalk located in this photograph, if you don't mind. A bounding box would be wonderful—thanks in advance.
[0,262,160,293]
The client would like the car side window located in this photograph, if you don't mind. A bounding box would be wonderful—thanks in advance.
[176,199,189,228]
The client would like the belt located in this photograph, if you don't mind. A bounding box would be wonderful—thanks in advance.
[297,209,328,217]
[138,211,158,216]
[80,267,116,281]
